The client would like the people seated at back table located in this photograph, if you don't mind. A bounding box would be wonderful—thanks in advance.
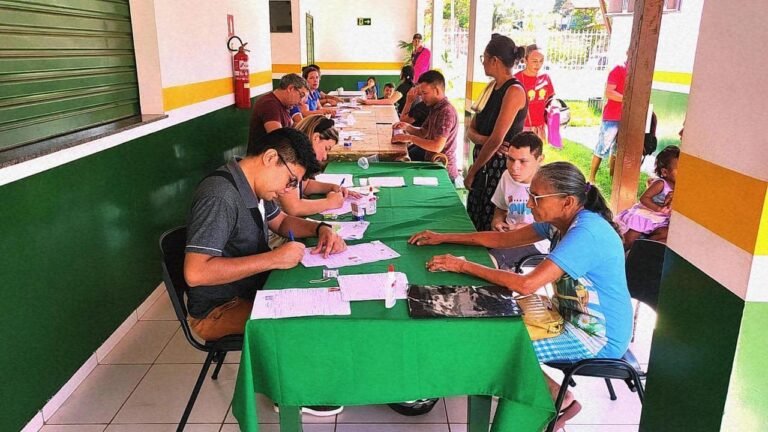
[360,76,378,99]
[297,66,338,117]
[249,73,308,154]
[360,65,415,115]
[391,70,459,180]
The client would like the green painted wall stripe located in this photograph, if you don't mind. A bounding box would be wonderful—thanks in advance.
[640,249,745,432]
[0,102,251,432]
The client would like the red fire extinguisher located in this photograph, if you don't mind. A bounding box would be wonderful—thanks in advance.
[228,36,250,109]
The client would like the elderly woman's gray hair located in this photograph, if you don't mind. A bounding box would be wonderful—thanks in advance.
[535,162,620,233]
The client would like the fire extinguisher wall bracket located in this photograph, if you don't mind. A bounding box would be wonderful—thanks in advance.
[228,35,251,109]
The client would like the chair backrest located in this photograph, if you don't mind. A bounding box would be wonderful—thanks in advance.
[159,226,207,351]
[625,239,666,311]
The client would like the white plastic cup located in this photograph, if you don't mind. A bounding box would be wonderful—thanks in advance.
[357,156,369,170]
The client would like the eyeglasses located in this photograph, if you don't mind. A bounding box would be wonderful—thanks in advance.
[276,153,299,189]
[294,87,308,99]
[526,187,567,207]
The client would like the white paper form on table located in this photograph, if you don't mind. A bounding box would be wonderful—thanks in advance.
[315,173,353,185]
[301,240,400,268]
[413,177,439,186]
[347,186,379,195]
[368,177,406,187]
[337,272,409,301]
[319,195,366,216]
[251,287,351,319]
[331,220,370,240]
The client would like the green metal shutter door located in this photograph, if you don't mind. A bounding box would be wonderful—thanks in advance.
[0,0,140,152]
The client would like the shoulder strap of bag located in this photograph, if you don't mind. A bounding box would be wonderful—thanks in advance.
[205,171,268,244]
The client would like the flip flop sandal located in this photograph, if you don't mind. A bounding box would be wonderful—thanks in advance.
[553,400,582,431]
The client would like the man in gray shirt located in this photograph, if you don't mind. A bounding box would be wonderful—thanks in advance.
[184,128,346,342]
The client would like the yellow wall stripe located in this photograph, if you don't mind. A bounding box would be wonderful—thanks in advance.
[162,70,272,111]
[653,71,693,86]
[757,194,768,255]
[675,152,768,255]
[272,64,301,74]
[465,81,490,102]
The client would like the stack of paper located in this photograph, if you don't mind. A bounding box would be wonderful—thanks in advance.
[368,177,406,187]
[337,272,409,301]
[347,186,379,194]
[319,195,366,216]
[413,177,439,186]
[251,288,351,319]
[315,173,353,185]
[301,240,400,268]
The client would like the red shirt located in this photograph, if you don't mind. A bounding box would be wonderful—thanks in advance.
[602,64,627,122]
[249,92,292,145]
[514,71,555,127]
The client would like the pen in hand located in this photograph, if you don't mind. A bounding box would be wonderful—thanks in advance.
[288,230,295,242]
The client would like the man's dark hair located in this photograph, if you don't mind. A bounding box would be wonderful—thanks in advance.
[247,128,321,179]
[509,131,544,158]
[278,73,308,90]
[383,82,395,90]
[417,70,445,88]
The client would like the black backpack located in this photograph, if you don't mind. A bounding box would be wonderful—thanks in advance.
[643,112,658,159]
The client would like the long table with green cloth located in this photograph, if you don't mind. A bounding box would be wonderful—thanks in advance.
[232,162,555,432]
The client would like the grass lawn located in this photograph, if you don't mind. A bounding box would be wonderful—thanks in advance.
[543,138,649,202]
[565,100,602,127]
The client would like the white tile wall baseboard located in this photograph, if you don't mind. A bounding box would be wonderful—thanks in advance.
[21,282,166,431]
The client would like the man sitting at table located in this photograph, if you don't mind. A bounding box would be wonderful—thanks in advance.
[391,70,459,180]
[185,128,346,417]
[248,73,309,154]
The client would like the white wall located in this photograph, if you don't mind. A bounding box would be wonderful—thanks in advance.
[153,0,273,87]
[302,0,416,64]
[271,0,303,66]
[610,2,703,92]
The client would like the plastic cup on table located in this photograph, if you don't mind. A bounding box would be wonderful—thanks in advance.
[357,154,379,170]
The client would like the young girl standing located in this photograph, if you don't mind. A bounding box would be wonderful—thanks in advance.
[616,146,680,250]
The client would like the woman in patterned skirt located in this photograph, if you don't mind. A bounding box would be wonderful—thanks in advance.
[465,34,528,231]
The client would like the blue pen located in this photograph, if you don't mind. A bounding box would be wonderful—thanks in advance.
[340,178,346,187]
[288,230,295,241]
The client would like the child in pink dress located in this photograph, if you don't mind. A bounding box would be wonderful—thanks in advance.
[616,146,679,250]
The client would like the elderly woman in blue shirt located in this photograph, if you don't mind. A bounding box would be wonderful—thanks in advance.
[409,161,633,429]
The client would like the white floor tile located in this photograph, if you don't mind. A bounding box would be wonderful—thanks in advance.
[155,327,208,364]
[100,321,179,365]
[448,424,467,432]
[105,425,220,432]
[47,365,150,424]
[566,425,638,432]
[225,394,280,424]
[563,377,643,425]
[40,425,106,432]
[221,425,335,432]
[140,293,178,321]
[112,363,236,424]
[337,424,449,432]
[337,401,447,424]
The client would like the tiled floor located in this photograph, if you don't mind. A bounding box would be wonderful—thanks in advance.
[39,290,655,432]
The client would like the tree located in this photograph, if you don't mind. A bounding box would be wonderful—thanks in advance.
[442,0,470,29]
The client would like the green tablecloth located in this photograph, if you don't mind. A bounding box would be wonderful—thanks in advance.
[232,162,555,432]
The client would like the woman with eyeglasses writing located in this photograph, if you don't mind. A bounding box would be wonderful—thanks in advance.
[465,34,528,232]
[409,162,633,430]
[274,115,361,217]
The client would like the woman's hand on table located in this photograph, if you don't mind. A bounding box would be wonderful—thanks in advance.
[272,242,306,269]
[326,190,345,208]
[408,230,444,246]
[313,226,347,258]
[426,254,467,273]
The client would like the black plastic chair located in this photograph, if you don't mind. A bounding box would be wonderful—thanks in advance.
[159,227,244,432]
[514,254,647,432]
[626,239,665,341]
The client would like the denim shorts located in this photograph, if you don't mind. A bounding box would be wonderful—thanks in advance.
[594,121,620,159]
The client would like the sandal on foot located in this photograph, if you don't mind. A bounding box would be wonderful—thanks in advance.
[553,400,582,431]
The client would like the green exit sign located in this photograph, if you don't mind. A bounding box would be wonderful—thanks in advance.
[357,18,371,26]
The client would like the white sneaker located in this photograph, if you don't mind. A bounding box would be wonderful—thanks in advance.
[273,404,344,417]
